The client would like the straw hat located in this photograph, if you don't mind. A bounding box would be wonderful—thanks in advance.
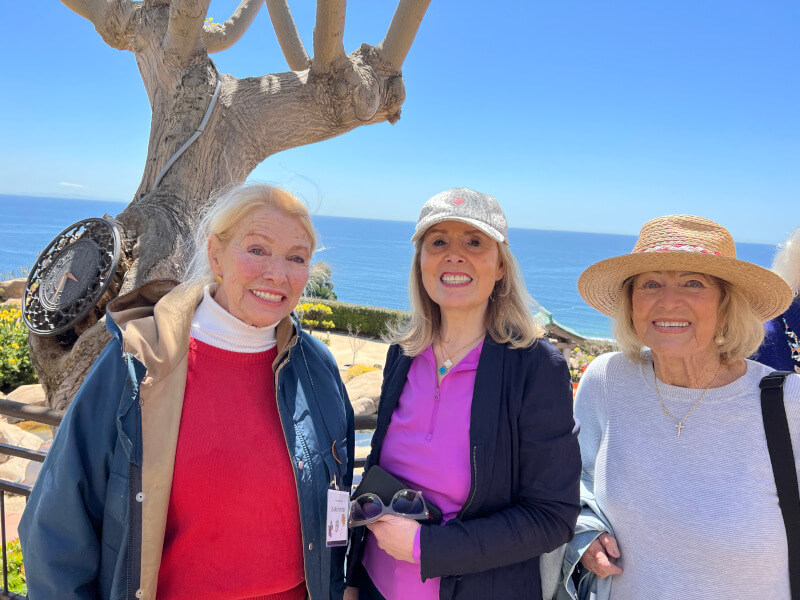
[577,214,792,322]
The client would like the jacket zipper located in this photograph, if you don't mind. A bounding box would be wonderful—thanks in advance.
[457,445,478,519]
[124,354,140,600]
[425,384,441,442]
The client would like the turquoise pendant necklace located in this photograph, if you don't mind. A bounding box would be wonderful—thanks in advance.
[438,333,485,376]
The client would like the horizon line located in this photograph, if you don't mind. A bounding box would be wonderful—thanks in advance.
[0,192,778,246]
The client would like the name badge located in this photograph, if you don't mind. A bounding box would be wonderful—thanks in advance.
[326,489,349,547]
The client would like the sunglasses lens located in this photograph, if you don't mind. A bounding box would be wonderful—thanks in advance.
[351,496,383,522]
[391,490,426,516]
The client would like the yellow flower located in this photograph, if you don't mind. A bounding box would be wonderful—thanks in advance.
[9,358,17,365]
[11,343,19,349]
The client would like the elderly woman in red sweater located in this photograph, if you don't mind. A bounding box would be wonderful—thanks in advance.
[21,183,354,600]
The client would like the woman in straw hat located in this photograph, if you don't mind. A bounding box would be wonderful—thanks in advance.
[556,214,800,599]
[345,188,581,600]
[752,226,800,372]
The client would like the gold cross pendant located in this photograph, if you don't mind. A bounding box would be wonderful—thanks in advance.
[675,422,685,437]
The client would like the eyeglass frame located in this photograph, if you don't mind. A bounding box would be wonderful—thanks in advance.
[348,489,431,528]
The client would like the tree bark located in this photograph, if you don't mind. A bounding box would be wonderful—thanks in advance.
[34,0,428,410]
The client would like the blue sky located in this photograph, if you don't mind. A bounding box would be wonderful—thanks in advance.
[1,1,798,244]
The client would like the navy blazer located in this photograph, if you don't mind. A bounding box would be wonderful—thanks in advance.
[349,336,581,599]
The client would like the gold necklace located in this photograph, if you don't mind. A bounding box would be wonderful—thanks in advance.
[653,362,721,437]
[438,332,485,376]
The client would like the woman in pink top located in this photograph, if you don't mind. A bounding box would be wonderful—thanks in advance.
[345,188,581,600]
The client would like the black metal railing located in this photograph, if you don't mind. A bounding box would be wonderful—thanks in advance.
[0,398,65,600]
[0,401,378,599]
[354,413,377,471]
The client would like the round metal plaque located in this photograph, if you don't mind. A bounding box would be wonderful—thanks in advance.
[22,218,121,336]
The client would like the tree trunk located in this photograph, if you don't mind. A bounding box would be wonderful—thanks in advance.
[30,0,424,410]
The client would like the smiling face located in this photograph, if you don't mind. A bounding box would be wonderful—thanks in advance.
[208,206,312,327]
[631,270,723,361]
[419,220,504,318]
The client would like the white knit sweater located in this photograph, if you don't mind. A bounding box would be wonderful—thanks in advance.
[575,351,800,599]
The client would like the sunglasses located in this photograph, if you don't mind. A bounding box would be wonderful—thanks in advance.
[349,489,431,527]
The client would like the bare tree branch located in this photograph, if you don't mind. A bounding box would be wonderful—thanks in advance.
[60,0,138,50]
[265,0,309,70]
[61,0,110,23]
[377,0,431,69]
[233,45,405,162]
[164,0,211,63]
[202,0,264,53]
[311,0,347,74]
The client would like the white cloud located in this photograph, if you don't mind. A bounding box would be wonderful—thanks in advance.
[59,182,84,188]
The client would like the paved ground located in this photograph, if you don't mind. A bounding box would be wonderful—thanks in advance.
[324,331,390,371]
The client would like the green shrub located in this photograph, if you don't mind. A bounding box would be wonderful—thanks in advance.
[298,298,408,339]
[568,346,596,382]
[0,267,29,282]
[306,261,337,300]
[568,341,618,382]
[5,538,26,595]
[296,302,335,335]
[0,306,38,393]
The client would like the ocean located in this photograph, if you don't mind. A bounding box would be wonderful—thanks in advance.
[0,194,778,339]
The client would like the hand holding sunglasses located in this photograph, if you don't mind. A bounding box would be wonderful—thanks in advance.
[349,489,431,527]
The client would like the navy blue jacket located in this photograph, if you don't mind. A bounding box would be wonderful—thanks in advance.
[752,297,800,371]
[349,337,581,599]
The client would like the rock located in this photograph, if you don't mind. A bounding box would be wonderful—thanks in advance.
[345,370,382,415]
[5,384,46,424]
[0,422,43,482]
[0,279,25,301]
[351,397,378,416]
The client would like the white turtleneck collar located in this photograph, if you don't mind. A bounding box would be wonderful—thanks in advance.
[190,284,278,353]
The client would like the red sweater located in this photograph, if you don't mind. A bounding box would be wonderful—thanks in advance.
[157,338,306,600]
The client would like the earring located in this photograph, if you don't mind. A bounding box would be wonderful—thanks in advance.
[214,274,223,284]
[715,334,725,345]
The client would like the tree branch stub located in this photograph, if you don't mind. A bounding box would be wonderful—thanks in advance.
[311,0,347,75]
[60,0,139,50]
[164,0,211,64]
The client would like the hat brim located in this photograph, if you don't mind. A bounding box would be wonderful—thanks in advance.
[577,251,792,322]
[411,215,505,243]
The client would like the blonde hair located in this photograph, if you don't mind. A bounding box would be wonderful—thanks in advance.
[184,183,316,285]
[613,275,765,364]
[390,239,544,356]
[772,227,800,296]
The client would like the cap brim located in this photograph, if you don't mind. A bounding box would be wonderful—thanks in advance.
[411,215,505,243]
[577,252,792,322]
